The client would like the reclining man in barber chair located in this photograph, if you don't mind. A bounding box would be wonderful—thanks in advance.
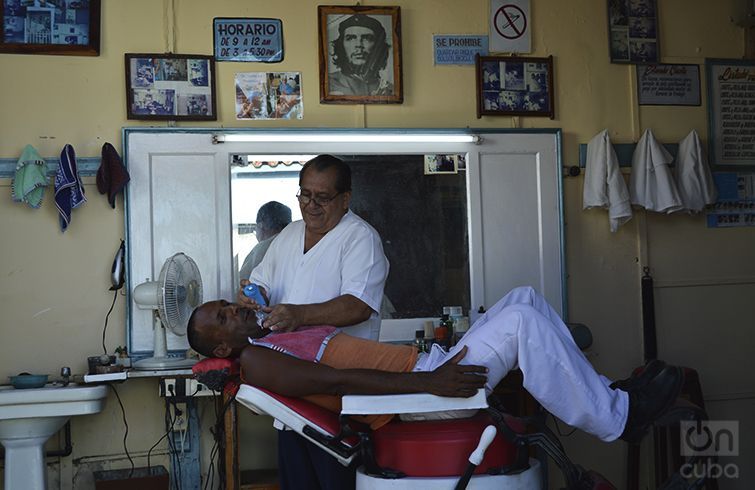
[188,286,684,489]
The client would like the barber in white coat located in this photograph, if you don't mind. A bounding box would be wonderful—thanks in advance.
[238,154,389,341]
[237,154,389,489]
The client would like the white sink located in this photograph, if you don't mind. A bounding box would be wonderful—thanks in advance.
[0,383,108,490]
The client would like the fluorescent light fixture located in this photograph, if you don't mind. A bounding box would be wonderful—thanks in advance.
[213,133,481,144]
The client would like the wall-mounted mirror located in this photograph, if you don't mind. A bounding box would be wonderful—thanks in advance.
[231,154,470,320]
[125,129,564,353]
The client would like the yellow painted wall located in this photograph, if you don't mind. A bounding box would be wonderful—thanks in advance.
[0,0,752,488]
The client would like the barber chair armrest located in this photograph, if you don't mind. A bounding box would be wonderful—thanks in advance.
[341,388,487,416]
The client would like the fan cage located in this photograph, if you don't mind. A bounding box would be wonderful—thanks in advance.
[157,253,203,334]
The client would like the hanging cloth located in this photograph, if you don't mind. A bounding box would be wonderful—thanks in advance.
[54,144,87,232]
[96,142,130,209]
[674,130,718,213]
[11,145,48,208]
[583,129,633,232]
[629,129,683,213]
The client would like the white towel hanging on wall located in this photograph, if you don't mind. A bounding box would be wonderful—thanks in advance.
[629,129,682,214]
[583,129,633,232]
[674,130,718,213]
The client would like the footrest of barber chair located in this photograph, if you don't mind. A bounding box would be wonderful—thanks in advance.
[236,385,362,466]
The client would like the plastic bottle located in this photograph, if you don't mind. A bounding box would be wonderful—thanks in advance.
[435,313,451,348]
[449,306,464,345]
[413,329,426,353]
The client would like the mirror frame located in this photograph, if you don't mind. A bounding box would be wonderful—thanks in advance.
[123,128,565,355]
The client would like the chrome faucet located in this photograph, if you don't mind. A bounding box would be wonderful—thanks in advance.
[60,367,71,387]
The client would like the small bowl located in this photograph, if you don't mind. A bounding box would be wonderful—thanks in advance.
[9,374,48,389]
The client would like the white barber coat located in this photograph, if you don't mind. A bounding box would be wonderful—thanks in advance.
[629,129,682,213]
[583,130,633,232]
[250,210,389,340]
[674,130,718,213]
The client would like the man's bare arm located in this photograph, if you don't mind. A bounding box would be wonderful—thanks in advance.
[261,294,372,332]
[241,345,487,398]
[236,279,371,331]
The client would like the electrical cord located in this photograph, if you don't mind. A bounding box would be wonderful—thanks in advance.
[168,396,183,490]
[102,288,118,355]
[147,404,177,472]
[204,389,235,490]
[147,386,202,486]
[109,385,135,478]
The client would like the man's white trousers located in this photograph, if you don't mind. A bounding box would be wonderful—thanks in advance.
[414,286,628,442]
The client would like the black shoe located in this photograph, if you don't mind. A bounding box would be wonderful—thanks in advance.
[620,365,684,444]
[610,359,666,391]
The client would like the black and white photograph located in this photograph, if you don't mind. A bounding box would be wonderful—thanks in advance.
[318,5,403,104]
[526,62,547,91]
[503,61,525,90]
[0,0,100,55]
[607,0,659,63]
[424,154,459,175]
[131,89,175,116]
[189,59,209,86]
[630,39,657,62]
[156,58,187,82]
[476,55,554,118]
[628,0,655,17]
[482,63,500,90]
[132,58,154,87]
[498,90,524,111]
[177,94,210,116]
[629,17,656,38]
[125,53,216,120]
[610,30,629,61]
[483,92,499,111]
[608,0,628,26]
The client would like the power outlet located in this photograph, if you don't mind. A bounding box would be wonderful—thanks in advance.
[160,378,211,397]
[187,378,212,396]
[161,378,178,397]
[169,402,188,432]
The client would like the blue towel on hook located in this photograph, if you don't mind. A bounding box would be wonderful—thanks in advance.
[54,144,87,232]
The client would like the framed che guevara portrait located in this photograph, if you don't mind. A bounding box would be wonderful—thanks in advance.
[318,5,403,104]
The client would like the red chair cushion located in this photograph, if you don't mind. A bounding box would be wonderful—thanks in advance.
[257,387,363,447]
[192,358,240,395]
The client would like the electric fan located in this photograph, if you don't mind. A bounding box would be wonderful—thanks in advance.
[132,252,203,370]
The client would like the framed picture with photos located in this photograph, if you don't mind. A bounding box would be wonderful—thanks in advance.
[607,0,659,64]
[125,53,217,121]
[318,5,403,104]
[475,54,554,119]
[0,0,101,56]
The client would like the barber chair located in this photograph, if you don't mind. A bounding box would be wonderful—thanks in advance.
[235,384,632,489]
[194,358,705,490]
[193,357,616,489]
[236,386,546,489]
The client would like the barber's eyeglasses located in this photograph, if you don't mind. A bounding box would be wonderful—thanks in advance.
[296,189,342,207]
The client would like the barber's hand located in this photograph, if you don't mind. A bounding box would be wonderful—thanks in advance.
[236,279,267,310]
[425,346,487,398]
[261,304,303,333]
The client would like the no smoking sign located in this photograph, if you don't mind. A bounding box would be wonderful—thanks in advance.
[490,0,531,53]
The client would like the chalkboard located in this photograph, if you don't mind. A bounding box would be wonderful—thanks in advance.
[343,154,469,318]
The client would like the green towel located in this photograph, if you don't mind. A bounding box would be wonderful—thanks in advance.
[12,145,48,209]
